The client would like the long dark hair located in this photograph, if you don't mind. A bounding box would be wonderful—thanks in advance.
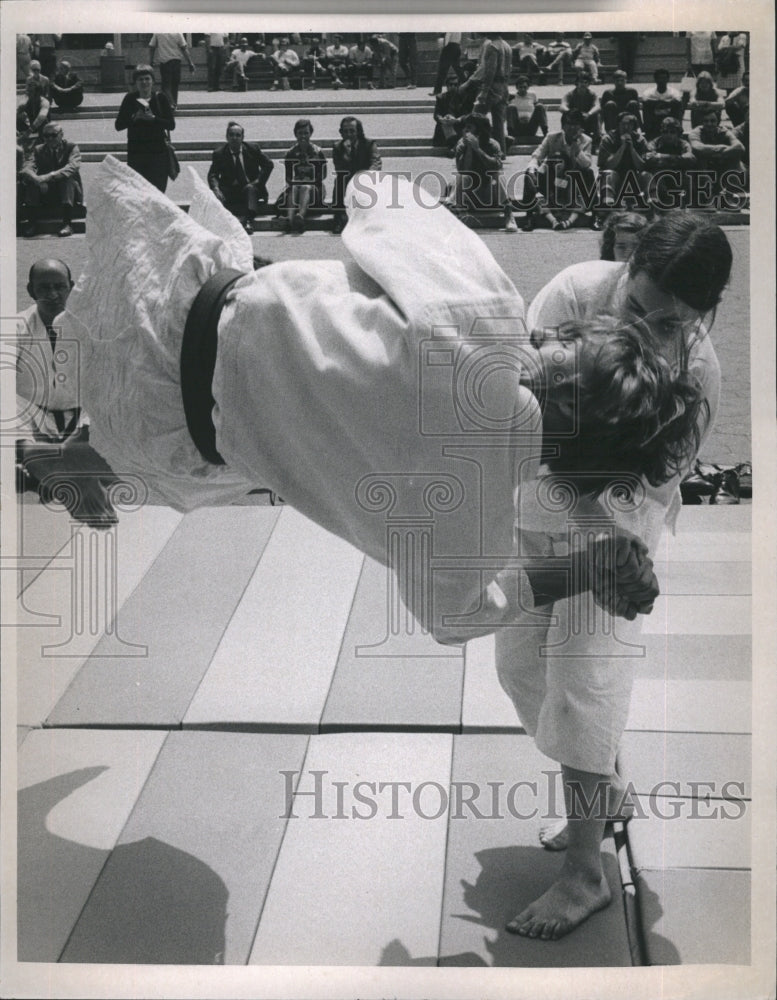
[628,211,732,314]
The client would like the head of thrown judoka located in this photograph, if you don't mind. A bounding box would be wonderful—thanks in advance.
[526,321,707,497]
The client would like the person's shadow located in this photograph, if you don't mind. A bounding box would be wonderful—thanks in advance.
[380,844,654,967]
[18,767,229,964]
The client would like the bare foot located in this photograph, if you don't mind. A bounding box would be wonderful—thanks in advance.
[539,772,635,851]
[506,863,611,940]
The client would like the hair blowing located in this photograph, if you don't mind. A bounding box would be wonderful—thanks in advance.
[628,211,732,313]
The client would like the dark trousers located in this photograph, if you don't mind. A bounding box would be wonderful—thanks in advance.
[433,42,462,93]
[22,175,79,221]
[398,35,417,85]
[207,47,227,90]
[159,59,182,106]
[506,104,548,141]
[128,152,168,192]
[52,87,84,110]
[602,98,641,132]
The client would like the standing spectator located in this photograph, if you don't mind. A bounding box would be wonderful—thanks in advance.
[432,78,473,153]
[572,32,600,82]
[506,75,548,144]
[644,116,696,209]
[149,32,195,109]
[431,32,462,96]
[324,35,350,89]
[610,32,640,79]
[50,61,84,112]
[19,122,83,237]
[542,33,573,85]
[115,64,175,193]
[715,31,747,92]
[17,33,33,83]
[17,78,50,138]
[303,37,327,89]
[460,34,483,79]
[207,121,274,234]
[331,116,382,233]
[27,60,50,98]
[227,38,255,91]
[271,38,301,91]
[685,31,717,76]
[688,109,746,206]
[512,33,544,81]
[459,31,512,155]
[560,71,601,151]
[33,34,60,79]
[206,33,229,92]
[521,109,594,231]
[688,71,725,127]
[600,70,641,132]
[278,119,327,232]
[596,111,650,222]
[641,68,684,140]
[444,112,518,232]
[398,33,418,89]
[598,210,647,261]
[725,72,749,127]
[369,34,398,89]
[347,39,373,88]
[16,257,82,447]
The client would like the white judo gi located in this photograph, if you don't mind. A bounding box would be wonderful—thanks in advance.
[495,261,721,774]
[62,156,544,645]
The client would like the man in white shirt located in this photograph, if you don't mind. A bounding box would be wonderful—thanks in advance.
[227,38,255,92]
[324,34,350,89]
[17,258,82,445]
[271,38,300,91]
[149,32,195,108]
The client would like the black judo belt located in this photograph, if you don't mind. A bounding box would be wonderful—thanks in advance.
[180,267,247,466]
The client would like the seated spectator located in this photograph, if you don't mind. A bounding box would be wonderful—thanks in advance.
[644,116,696,209]
[641,68,684,140]
[572,32,600,83]
[271,38,301,91]
[600,70,641,132]
[302,37,326,89]
[227,38,256,92]
[369,34,398,89]
[27,59,50,97]
[512,34,544,81]
[596,111,650,221]
[277,119,327,232]
[598,210,647,262]
[541,33,573,85]
[506,75,548,144]
[443,112,518,232]
[347,39,374,88]
[521,109,595,231]
[50,60,84,111]
[17,77,50,139]
[725,71,749,126]
[19,121,82,237]
[207,121,274,234]
[688,108,746,206]
[432,78,473,154]
[324,34,350,89]
[560,72,601,150]
[16,258,83,448]
[331,116,382,234]
[688,71,725,127]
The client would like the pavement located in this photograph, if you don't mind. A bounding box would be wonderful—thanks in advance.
[14,496,752,971]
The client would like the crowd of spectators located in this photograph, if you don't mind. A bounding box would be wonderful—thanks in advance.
[15,31,752,237]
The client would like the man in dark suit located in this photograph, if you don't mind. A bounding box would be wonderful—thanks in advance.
[19,121,83,237]
[207,121,274,234]
[331,116,382,234]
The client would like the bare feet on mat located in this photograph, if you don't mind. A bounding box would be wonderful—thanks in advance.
[505,861,611,940]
